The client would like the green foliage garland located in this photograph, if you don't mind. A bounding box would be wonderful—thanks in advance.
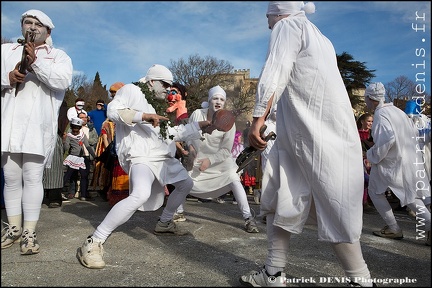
[134,82,173,140]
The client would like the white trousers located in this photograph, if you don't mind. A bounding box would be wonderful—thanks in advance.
[1,152,45,222]
[176,180,253,220]
[93,163,193,241]
[369,192,431,231]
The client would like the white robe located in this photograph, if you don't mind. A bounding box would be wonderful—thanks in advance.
[187,108,240,198]
[254,12,363,242]
[1,42,73,167]
[107,84,202,211]
[367,103,430,206]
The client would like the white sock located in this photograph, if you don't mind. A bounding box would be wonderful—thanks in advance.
[265,265,284,276]
[388,223,401,232]
[331,242,374,287]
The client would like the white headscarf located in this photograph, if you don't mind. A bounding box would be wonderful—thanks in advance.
[21,9,55,29]
[208,85,226,102]
[267,1,316,15]
[139,64,173,85]
[364,82,385,102]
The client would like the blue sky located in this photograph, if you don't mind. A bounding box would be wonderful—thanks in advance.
[2,1,431,94]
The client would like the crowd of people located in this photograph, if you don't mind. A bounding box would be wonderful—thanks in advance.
[1,3,430,287]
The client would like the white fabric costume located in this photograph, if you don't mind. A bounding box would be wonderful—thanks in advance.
[107,83,203,211]
[367,102,430,205]
[175,86,256,222]
[255,7,363,242]
[1,34,73,168]
[239,3,372,286]
[1,9,72,239]
[187,108,240,198]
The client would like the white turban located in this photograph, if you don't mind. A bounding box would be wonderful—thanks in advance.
[21,9,55,29]
[208,85,226,102]
[267,1,316,15]
[139,64,173,85]
[364,82,385,102]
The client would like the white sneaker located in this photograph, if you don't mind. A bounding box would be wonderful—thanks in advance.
[173,213,187,222]
[1,223,22,249]
[77,236,105,269]
[245,217,259,233]
[216,198,225,204]
[20,229,40,255]
[240,268,286,287]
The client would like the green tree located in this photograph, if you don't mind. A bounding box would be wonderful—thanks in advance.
[337,52,376,108]
[88,72,109,109]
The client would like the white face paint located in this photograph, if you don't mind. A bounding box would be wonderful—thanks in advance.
[209,95,225,113]
[21,17,49,45]
[150,80,170,100]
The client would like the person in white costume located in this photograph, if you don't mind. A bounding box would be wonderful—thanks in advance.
[364,82,431,245]
[76,64,212,269]
[1,9,73,255]
[175,85,259,233]
[240,2,375,287]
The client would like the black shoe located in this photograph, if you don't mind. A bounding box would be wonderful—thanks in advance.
[80,197,95,201]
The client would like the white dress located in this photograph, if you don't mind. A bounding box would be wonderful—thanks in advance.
[187,108,240,198]
[254,11,363,242]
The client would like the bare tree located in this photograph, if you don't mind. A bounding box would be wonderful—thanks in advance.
[385,76,417,102]
[385,76,430,114]
[64,74,92,108]
[70,73,89,93]
[169,54,234,112]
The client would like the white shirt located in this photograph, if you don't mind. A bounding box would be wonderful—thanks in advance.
[67,106,87,121]
[1,42,73,167]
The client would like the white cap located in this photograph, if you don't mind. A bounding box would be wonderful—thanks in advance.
[21,9,55,29]
[139,64,173,85]
[364,82,385,102]
[70,117,83,127]
[208,85,226,102]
